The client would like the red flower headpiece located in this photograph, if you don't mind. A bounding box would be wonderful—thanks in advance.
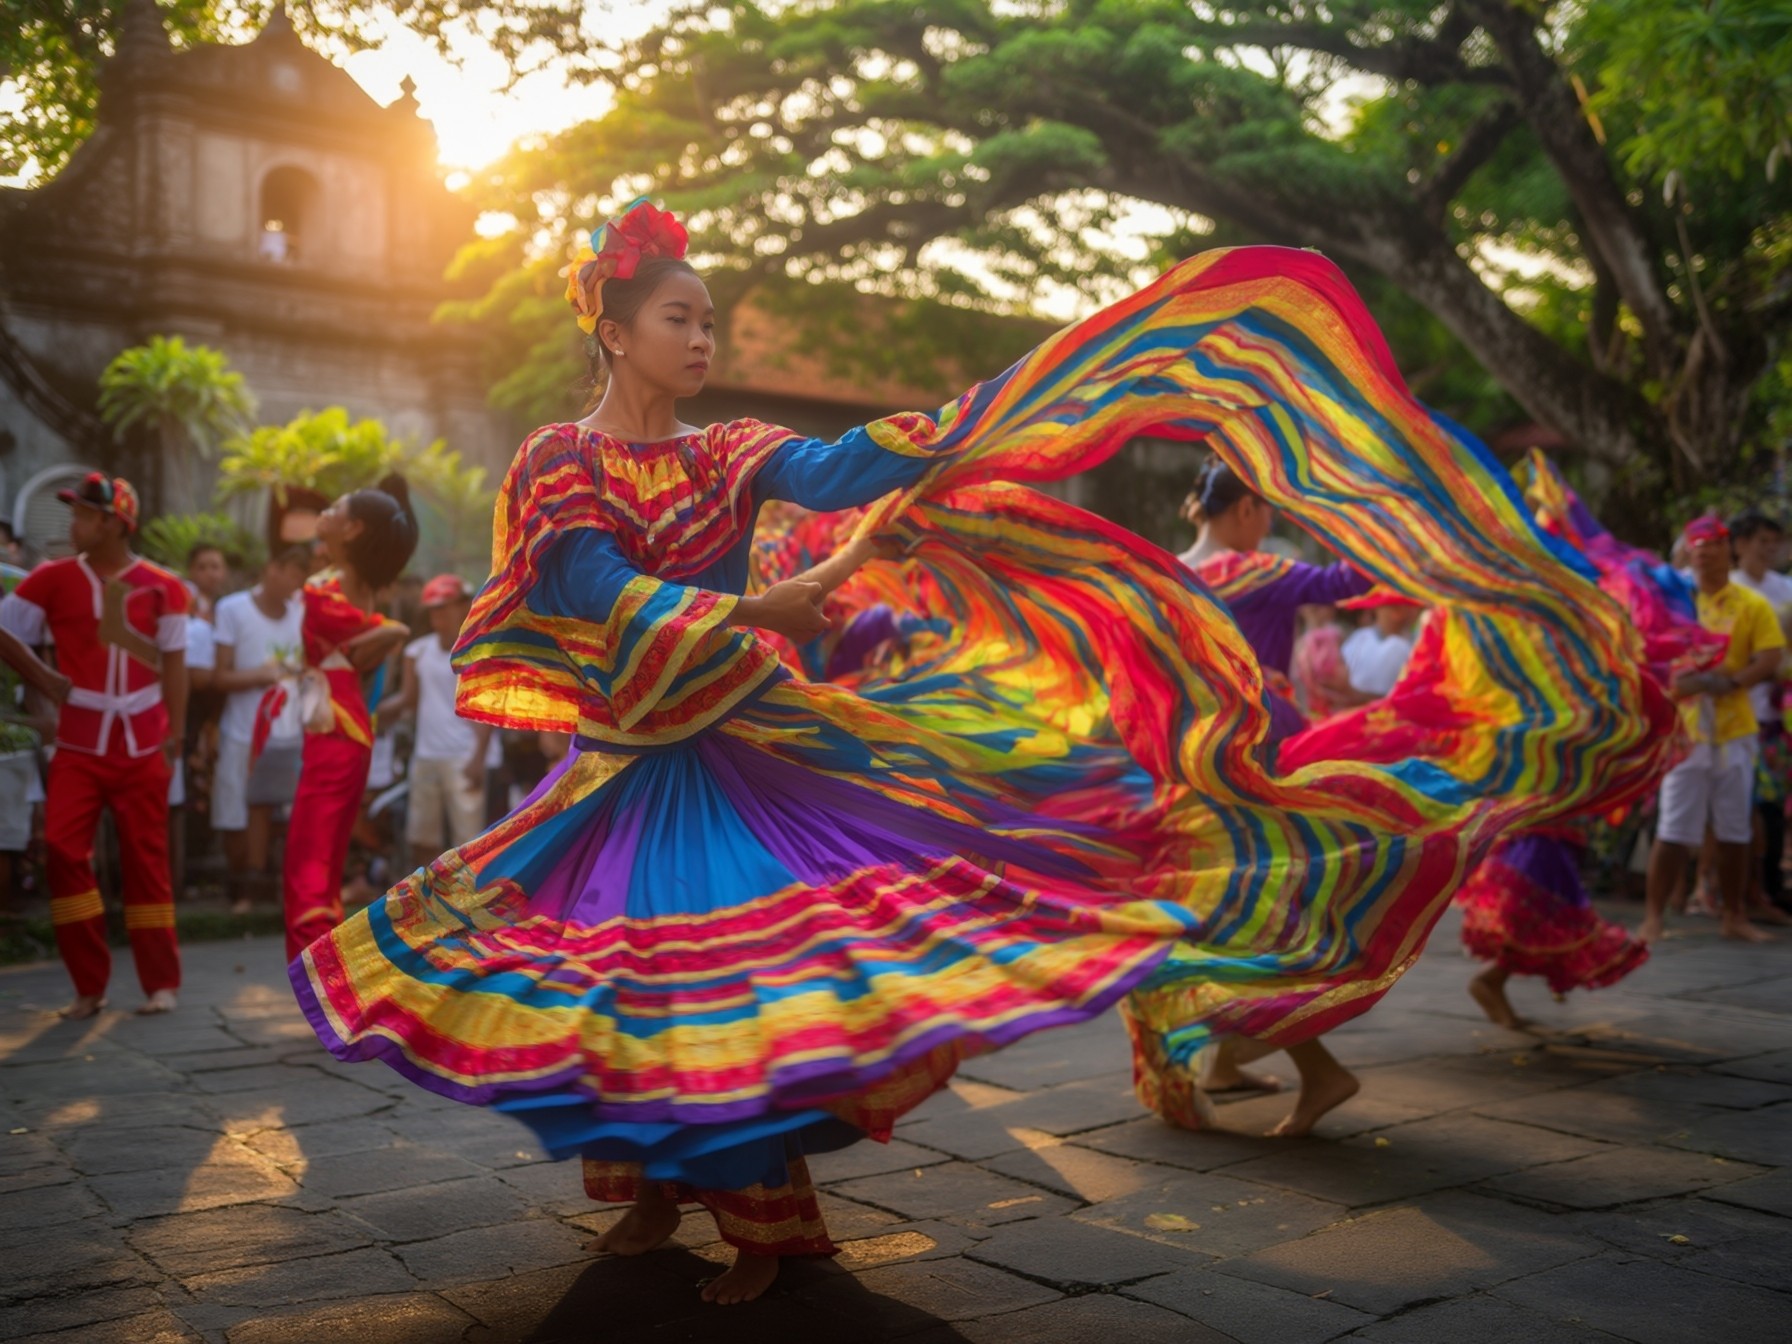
[559,196,690,334]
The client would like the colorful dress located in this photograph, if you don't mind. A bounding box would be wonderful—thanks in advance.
[280,574,395,960]
[291,248,1674,1215]
[1291,622,1348,719]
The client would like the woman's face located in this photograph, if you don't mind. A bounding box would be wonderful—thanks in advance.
[315,494,362,565]
[1233,495,1276,550]
[602,270,716,401]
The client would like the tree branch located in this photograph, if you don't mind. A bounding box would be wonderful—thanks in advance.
[1418,99,1520,222]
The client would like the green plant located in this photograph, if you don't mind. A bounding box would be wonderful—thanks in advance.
[97,335,255,513]
[136,511,265,574]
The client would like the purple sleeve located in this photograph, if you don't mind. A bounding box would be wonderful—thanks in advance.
[1263,562,1372,608]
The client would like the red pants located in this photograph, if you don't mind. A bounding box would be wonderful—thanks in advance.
[283,733,371,961]
[45,748,179,999]
[583,1156,837,1257]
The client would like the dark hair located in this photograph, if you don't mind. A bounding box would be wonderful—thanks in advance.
[581,256,702,407]
[344,474,419,591]
[1188,458,1259,524]
[269,544,312,571]
[1730,508,1785,543]
[0,520,15,544]
[187,541,226,567]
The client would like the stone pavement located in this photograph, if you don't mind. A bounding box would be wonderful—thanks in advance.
[2,906,1789,1344]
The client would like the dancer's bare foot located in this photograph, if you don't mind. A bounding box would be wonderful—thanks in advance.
[1636,916,1665,944]
[1468,970,1525,1030]
[1269,1065,1360,1138]
[701,1250,779,1305]
[138,989,177,1015]
[586,1193,682,1256]
[58,994,106,1020]
[1747,900,1792,927]
[1721,917,1776,944]
[229,897,253,916]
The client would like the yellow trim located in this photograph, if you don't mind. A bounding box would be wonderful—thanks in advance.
[50,890,105,925]
[123,904,176,930]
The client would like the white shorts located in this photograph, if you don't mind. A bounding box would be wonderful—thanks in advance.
[1657,737,1758,846]
[212,735,303,830]
[407,755,484,850]
[0,751,38,851]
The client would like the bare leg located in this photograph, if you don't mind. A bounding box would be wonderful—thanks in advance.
[586,1181,682,1255]
[1640,839,1687,943]
[1268,1038,1360,1138]
[1717,839,1775,943]
[701,1251,780,1305]
[1468,964,1524,1029]
[1202,1037,1285,1094]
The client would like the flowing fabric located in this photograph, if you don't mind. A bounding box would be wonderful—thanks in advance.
[293,246,1674,1185]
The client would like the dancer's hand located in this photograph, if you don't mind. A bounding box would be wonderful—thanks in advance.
[740,580,830,641]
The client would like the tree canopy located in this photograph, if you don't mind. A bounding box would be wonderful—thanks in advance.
[449,0,1791,519]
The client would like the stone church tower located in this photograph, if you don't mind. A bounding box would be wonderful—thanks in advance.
[0,0,503,553]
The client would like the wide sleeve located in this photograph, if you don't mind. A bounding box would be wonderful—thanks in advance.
[303,583,387,662]
[1260,561,1372,608]
[454,427,784,742]
[752,414,948,512]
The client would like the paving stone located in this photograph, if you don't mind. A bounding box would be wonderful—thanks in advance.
[158,1046,295,1074]
[1473,1085,1722,1147]
[1220,1113,1609,1207]
[1069,1116,1286,1172]
[0,1055,183,1101]
[974,1071,1146,1136]
[0,1176,106,1225]
[17,1091,216,1133]
[1203,1083,1434,1140]
[1073,1169,1344,1257]
[1679,977,1792,1015]
[965,1214,1203,1287]
[438,1260,590,1332]
[1700,1166,1792,1218]
[187,1062,349,1094]
[833,1220,986,1268]
[374,1103,546,1167]
[338,1173,536,1243]
[1659,1102,1792,1166]
[489,1156,601,1215]
[289,1140,485,1199]
[801,1256,1060,1325]
[895,1109,1048,1161]
[806,1137,953,1184]
[0,1162,77,1194]
[1343,1293,1625,1342]
[9,1309,203,1344]
[1219,1191,1599,1315]
[182,1245,418,1306]
[242,1117,408,1166]
[0,1283,167,1337]
[957,1291,1231,1343]
[59,1124,225,1175]
[0,1217,158,1301]
[1712,1046,1792,1085]
[1575,1010,1792,1065]
[88,1146,300,1219]
[813,1192,906,1240]
[983,1143,1181,1204]
[212,1078,395,1131]
[953,1015,1133,1092]
[395,1216,590,1285]
[224,1293,476,1344]
[1569,1197,1792,1265]
[1492,1251,1792,1343]
[0,1130,70,1174]
[828,1160,1078,1227]
[1479,1144,1767,1209]
[1579,1066,1792,1110]
[128,1203,372,1278]
[124,1024,246,1058]
[1123,1265,1374,1343]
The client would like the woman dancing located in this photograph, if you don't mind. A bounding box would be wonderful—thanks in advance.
[290,200,1672,1303]
[279,478,415,959]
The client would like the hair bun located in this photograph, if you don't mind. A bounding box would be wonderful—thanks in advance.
[375,473,411,508]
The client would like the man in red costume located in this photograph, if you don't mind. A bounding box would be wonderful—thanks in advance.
[0,473,189,1017]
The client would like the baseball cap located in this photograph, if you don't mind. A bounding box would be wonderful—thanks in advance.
[1683,514,1730,546]
[421,573,472,607]
[57,472,140,533]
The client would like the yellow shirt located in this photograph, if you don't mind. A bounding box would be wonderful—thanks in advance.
[1683,582,1786,744]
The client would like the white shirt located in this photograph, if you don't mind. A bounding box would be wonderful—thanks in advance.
[185,617,215,673]
[1731,567,1792,723]
[407,634,498,764]
[1342,626,1415,698]
[213,587,303,744]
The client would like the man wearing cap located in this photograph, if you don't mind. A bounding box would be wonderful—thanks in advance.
[1642,515,1785,944]
[380,574,495,867]
[0,473,190,1017]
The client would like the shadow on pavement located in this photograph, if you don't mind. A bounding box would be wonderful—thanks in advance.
[522,1247,973,1342]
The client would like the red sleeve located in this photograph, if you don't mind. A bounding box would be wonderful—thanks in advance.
[303,582,384,660]
[12,562,55,607]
